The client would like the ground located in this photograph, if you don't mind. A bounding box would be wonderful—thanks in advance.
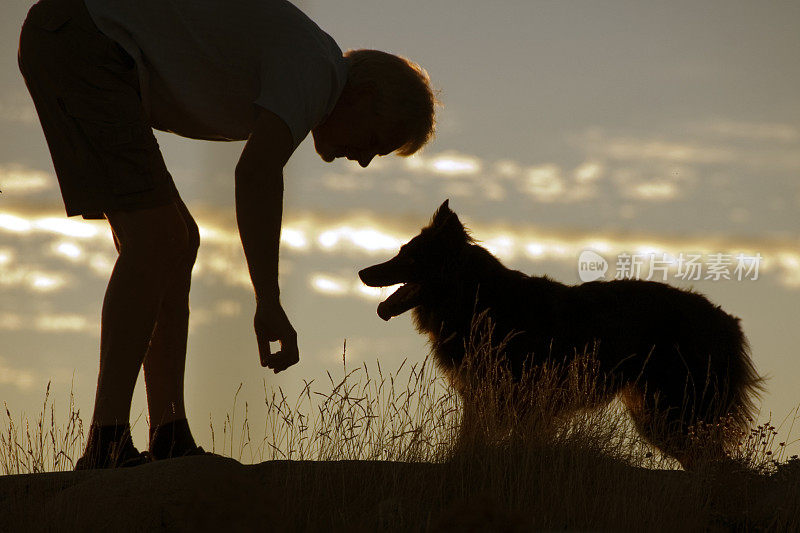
[2,453,799,531]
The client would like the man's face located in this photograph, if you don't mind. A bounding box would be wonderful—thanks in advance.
[312,92,402,168]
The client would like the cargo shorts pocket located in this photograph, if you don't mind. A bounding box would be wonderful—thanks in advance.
[60,95,156,196]
[19,2,72,72]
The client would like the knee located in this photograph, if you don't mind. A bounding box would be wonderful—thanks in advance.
[109,203,205,280]
[117,218,192,276]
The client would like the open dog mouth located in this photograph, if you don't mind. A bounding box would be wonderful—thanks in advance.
[376,283,422,321]
[359,257,422,320]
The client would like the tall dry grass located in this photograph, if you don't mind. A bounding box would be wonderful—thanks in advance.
[5,350,795,473]
[2,327,799,529]
[209,343,460,464]
[1,380,84,474]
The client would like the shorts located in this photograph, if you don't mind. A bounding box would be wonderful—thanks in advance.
[18,0,178,219]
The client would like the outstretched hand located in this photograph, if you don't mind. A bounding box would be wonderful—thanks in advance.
[254,299,299,373]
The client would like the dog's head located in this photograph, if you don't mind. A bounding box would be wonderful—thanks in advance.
[359,200,472,320]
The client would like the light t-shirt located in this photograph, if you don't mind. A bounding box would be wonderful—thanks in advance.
[82,0,349,146]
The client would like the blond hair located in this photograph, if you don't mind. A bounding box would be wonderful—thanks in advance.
[344,49,438,156]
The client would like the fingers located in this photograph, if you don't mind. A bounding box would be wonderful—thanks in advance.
[264,351,298,373]
[256,329,272,367]
[264,349,298,373]
[255,302,299,372]
[254,313,270,367]
[264,334,299,373]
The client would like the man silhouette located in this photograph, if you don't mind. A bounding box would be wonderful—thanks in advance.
[18,0,436,469]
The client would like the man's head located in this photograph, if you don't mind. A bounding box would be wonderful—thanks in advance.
[312,49,437,167]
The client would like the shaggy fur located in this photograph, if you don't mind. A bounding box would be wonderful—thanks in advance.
[359,200,763,468]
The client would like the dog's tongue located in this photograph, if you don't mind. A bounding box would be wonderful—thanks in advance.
[377,283,422,321]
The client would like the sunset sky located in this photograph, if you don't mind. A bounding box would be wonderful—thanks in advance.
[1,0,799,455]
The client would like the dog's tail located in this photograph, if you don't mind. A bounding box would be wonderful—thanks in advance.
[720,318,765,439]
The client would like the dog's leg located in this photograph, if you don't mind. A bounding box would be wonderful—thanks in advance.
[622,383,731,470]
[452,399,480,456]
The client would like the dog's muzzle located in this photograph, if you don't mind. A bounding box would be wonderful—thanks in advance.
[359,256,423,320]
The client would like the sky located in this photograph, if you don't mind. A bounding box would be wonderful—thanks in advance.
[1,0,799,457]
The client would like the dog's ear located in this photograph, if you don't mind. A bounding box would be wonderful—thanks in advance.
[431,199,453,228]
[430,199,470,244]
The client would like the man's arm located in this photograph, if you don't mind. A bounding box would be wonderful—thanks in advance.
[235,108,298,372]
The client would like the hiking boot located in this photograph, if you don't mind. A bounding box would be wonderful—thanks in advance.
[74,442,153,470]
[149,418,206,460]
[74,423,153,470]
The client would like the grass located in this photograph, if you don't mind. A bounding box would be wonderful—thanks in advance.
[1,380,84,474]
[210,343,460,464]
[2,333,800,530]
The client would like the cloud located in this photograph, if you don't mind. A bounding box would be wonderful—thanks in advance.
[0,213,32,233]
[0,312,22,330]
[694,120,800,143]
[0,357,35,391]
[194,250,252,288]
[513,162,604,203]
[3,208,798,296]
[0,264,68,293]
[523,164,565,202]
[599,138,733,164]
[309,272,397,301]
[35,218,102,238]
[317,224,405,254]
[280,227,309,251]
[777,253,800,287]
[609,163,695,202]
[307,232,799,300]
[316,149,606,204]
[277,215,800,290]
[88,253,115,276]
[493,159,522,178]
[405,150,482,176]
[0,93,38,125]
[578,128,736,165]
[192,214,800,290]
[50,241,83,261]
[310,132,794,211]
[0,210,108,239]
[0,165,51,194]
[573,162,604,184]
[628,181,678,200]
[34,314,94,333]
[309,273,349,296]
[577,124,800,177]
[28,273,66,292]
[214,300,242,317]
[479,232,519,260]
[0,311,96,334]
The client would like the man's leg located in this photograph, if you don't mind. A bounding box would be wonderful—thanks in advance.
[80,203,190,467]
[142,198,202,458]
